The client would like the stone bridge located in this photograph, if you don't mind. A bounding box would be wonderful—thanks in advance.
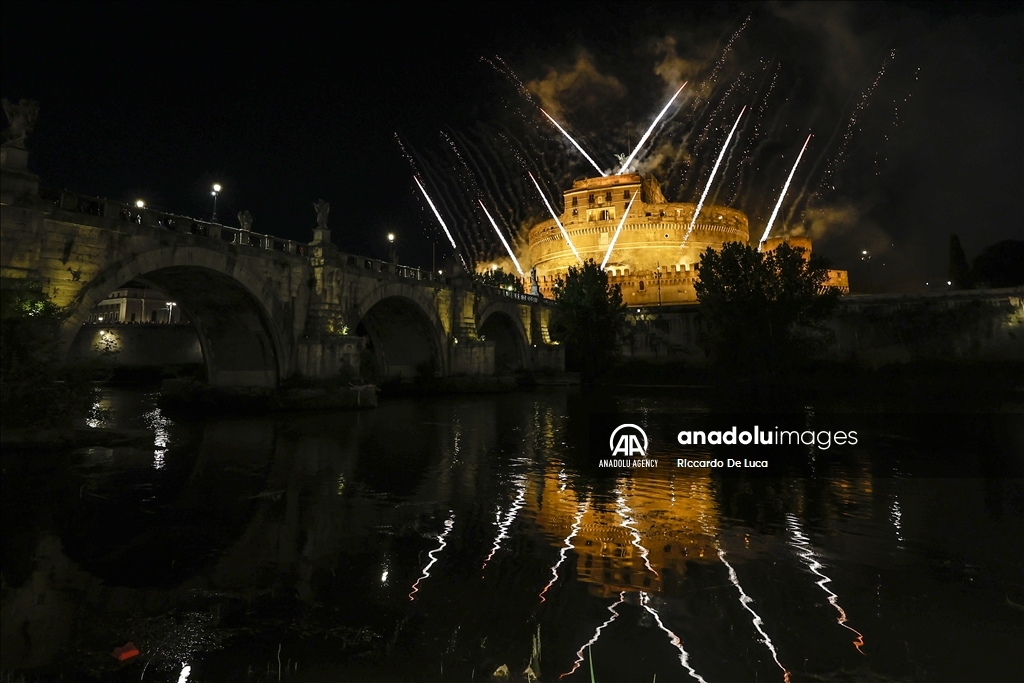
[0,185,563,387]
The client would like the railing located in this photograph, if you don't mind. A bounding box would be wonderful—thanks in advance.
[38,187,308,256]
[34,187,546,299]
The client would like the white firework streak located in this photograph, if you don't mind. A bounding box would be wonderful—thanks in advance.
[618,82,688,173]
[718,545,791,682]
[682,106,746,246]
[600,190,639,269]
[413,175,459,250]
[482,473,527,569]
[615,492,659,577]
[785,514,866,654]
[539,503,586,602]
[541,108,606,177]
[478,200,525,277]
[528,172,582,264]
[640,592,708,683]
[408,513,456,601]
[758,133,812,251]
[559,592,627,679]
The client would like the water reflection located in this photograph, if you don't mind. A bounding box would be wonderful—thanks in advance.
[2,388,1021,682]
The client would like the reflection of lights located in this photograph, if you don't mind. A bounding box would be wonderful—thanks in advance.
[482,473,527,569]
[176,664,191,683]
[540,503,585,603]
[336,474,345,496]
[408,513,455,601]
[560,592,626,679]
[639,592,707,682]
[718,545,791,681]
[85,395,111,429]
[891,498,903,542]
[616,490,659,577]
[786,514,866,654]
[142,405,173,470]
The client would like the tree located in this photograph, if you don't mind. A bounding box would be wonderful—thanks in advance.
[970,240,1024,288]
[475,266,525,293]
[0,284,103,428]
[694,242,840,374]
[949,234,971,289]
[551,259,627,378]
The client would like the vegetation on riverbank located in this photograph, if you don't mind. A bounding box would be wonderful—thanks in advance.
[0,285,109,429]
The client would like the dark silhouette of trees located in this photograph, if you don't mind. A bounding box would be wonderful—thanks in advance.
[695,242,840,374]
[550,259,627,378]
[949,234,971,289]
[970,240,1024,288]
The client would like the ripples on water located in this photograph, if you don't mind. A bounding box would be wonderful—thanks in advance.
[1,388,1022,682]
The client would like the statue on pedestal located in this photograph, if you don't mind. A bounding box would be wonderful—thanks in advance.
[1,99,38,149]
[313,199,330,230]
[237,210,253,231]
[530,266,541,296]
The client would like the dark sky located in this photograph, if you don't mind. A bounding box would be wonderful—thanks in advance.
[2,1,1021,292]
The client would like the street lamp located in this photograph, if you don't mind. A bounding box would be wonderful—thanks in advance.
[387,232,396,264]
[165,301,176,324]
[135,199,145,209]
[211,183,222,222]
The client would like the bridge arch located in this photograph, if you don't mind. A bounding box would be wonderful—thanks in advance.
[478,302,529,374]
[354,283,448,379]
[63,247,287,387]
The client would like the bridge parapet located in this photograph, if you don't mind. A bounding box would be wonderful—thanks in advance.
[35,187,311,256]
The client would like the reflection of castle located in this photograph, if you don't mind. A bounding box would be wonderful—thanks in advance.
[526,467,719,598]
[527,174,848,304]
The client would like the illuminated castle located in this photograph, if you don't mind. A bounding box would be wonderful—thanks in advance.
[526,173,848,304]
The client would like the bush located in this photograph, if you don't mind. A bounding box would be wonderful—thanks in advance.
[0,285,105,428]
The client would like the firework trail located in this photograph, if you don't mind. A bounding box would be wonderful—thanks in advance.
[541,109,607,176]
[758,133,812,250]
[600,190,639,269]
[618,82,688,173]
[414,176,458,250]
[479,199,525,276]
[528,171,582,263]
[820,49,896,190]
[682,105,746,246]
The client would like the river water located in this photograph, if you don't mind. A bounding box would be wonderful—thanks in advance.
[1,386,1022,682]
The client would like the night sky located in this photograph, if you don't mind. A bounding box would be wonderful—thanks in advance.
[2,1,1021,292]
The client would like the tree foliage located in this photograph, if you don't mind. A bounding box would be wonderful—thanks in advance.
[551,259,627,378]
[695,242,840,373]
[0,285,103,428]
[474,267,524,293]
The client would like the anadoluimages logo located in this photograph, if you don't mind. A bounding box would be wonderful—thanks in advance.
[609,424,648,457]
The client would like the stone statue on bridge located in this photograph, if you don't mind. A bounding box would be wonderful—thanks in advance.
[238,210,253,231]
[1,99,38,149]
[313,199,330,230]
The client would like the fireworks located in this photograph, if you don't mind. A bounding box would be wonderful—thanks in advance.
[682,105,746,246]
[758,133,812,251]
[600,189,639,269]
[618,82,688,173]
[478,199,525,277]
[413,176,458,250]
[528,171,582,264]
[541,108,606,177]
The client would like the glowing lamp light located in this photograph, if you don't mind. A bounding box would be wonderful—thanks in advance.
[212,183,221,194]
[97,316,104,322]
[492,264,498,271]
[387,233,395,243]
[135,199,145,209]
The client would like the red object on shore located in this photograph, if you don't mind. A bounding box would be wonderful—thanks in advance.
[111,642,140,661]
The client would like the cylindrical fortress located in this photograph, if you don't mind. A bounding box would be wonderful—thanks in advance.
[527,173,749,305]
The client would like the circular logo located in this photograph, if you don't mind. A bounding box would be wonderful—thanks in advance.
[609,423,648,457]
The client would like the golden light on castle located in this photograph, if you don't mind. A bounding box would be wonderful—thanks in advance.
[526,172,849,303]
